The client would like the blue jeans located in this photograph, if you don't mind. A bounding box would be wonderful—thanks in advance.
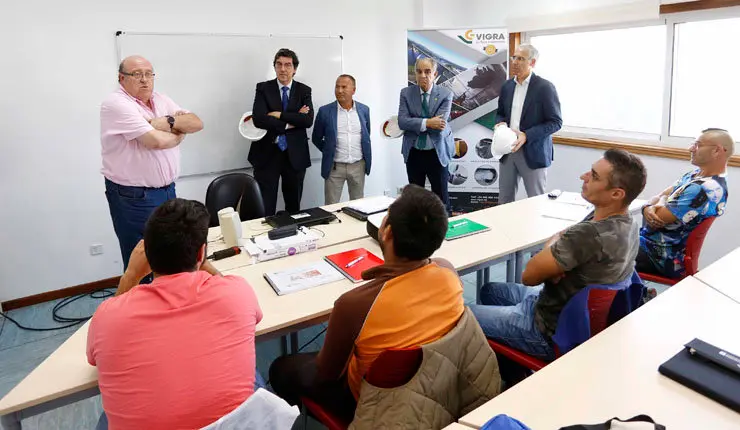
[470,282,555,361]
[96,370,267,430]
[104,179,176,271]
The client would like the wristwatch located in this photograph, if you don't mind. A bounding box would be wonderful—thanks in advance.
[166,115,175,131]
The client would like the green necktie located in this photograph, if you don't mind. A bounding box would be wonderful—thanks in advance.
[417,92,430,149]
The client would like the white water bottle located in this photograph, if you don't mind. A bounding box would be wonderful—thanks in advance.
[220,211,243,247]
[217,207,235,233]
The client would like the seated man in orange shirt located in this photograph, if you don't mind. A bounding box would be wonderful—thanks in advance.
[269,184,464,421]
[87,199,263,430]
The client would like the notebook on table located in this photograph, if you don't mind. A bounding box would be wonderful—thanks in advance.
[342,196,395,221]
[263,260,345,296]
[324,248,384,283]
[658,338,740,413]
[445,218,490,240]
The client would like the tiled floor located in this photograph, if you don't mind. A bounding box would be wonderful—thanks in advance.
[0,260,661,429]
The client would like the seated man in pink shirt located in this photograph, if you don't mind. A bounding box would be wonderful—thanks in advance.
[87,198,263,430]
[101,55,203,276]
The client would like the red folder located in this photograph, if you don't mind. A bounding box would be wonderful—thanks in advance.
[324,248,384,283]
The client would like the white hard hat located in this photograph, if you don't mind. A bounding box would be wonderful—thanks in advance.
[238,111,267,141]
[492,125,518,160]
[381,116,404,139]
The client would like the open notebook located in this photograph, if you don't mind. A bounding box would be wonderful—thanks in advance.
[263,260,345,296]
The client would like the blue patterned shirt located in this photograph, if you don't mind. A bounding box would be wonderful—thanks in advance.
[639,169,728,278]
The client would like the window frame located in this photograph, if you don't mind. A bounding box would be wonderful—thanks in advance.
[521,5,740,159]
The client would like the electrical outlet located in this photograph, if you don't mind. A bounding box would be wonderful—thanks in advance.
[90,244,104,256]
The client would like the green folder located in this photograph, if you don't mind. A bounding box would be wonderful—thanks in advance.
[445,218,490,241]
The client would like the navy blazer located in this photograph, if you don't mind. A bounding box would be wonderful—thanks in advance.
[312,101,372,180]
[495,73,562,169]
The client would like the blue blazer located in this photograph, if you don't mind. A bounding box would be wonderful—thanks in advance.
[398,84,454,167]
[495,73,562,169]
[312,101,372,180]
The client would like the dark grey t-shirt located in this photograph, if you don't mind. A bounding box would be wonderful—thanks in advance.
[534,213,639,337]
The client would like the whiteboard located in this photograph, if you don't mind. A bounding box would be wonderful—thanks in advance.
[116,32,343,176]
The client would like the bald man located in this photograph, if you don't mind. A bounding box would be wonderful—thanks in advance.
[101,55,203,272]
[637,128,733,279]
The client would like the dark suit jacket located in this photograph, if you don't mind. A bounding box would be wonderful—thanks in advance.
[495,73,562,169]
[312,101,372,180]
[249,79,314,170]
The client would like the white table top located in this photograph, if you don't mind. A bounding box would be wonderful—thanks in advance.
[694,245,740,304]
[207,201,371,272]
[443,423,475,429]
[459,276,740,429]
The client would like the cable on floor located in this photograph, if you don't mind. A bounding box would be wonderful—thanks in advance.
[297,327,328,353]
[0,288,115,333]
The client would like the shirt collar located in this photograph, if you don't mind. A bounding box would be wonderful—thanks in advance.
[278,80,293,92]
[118,85,156,109]
[361,259,430,282]
[337,100,356,112]
[516,71,534,86]
[419,82,434,96]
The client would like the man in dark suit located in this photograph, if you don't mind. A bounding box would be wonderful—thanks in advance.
[495,43,562,204]
[398,57,455,208]
[250,48,313,215]
[312,74,372,204]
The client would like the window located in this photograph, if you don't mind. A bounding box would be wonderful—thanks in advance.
[526,8,740,150]
[670,16,740,140]
[530,26,666,138]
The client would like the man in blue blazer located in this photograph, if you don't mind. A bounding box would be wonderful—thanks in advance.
[398,57,455,208]
[495,43,562,204]
[312,75,372,204]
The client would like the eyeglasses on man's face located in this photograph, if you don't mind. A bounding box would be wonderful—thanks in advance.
[121,71,155,80]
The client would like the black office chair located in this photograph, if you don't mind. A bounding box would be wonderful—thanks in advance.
[205,173,264,227]
[238,174,265,222]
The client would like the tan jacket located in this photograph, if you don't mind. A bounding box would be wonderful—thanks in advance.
[349,307,502,429]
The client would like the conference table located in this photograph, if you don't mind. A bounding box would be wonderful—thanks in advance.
[0,193,628,429]
[694,245,740,304]
[457,276,740,429]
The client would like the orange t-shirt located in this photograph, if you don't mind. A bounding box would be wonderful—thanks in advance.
[87,271,262,430]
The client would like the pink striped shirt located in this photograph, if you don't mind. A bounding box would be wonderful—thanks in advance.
[100,86,185,187]
[87,272,263,430]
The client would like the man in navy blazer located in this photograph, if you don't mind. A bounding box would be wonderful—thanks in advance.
[398,57,455,208]
[312,75,372,205]
[495,43,562,204]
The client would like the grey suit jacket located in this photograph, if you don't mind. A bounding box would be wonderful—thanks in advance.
[397,84,455,167]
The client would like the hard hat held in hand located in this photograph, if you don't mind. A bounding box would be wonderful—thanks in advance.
[239,111,267,141]
[492,125,517,160]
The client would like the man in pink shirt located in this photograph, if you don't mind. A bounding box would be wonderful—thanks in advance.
[87,198,263,430]
[101,55,203,273]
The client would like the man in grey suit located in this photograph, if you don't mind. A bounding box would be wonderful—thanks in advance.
[398,57,455,208]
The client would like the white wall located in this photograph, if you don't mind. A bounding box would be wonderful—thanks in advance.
[0,0,422,302]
